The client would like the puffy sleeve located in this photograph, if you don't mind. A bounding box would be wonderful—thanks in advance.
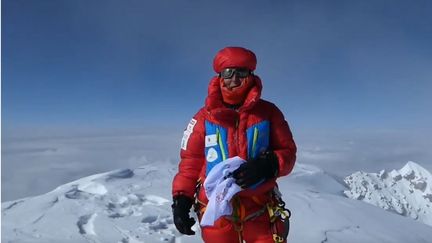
[172,109,206,199]
[269,105,297,177]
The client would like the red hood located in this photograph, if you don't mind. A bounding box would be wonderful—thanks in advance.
[205,75,262,111]
[204,75,263,125]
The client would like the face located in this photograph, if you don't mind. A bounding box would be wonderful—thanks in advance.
[220,68,251,90]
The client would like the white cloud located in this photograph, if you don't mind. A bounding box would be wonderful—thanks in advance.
[2,126,431,202]
[2,127,182,201]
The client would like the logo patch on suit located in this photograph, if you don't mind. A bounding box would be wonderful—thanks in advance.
[181,118,197,150]
[181,131,191,150]
[206,148,218,162]
[205,134,217,147]
[187,118,197,132]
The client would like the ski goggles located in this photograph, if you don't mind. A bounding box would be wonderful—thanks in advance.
[219,68,252,79]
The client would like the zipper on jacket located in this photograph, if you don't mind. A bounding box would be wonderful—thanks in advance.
[235,118,239,157]
[216,127,227,161]
[251,127,259,159]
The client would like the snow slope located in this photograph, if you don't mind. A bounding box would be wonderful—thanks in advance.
[344,161,432,226]
[3,161,432,243]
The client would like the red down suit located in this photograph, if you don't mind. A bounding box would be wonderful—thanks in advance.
[172,75,297,243]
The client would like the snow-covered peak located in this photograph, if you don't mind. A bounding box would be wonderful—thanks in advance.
[344,161,432,226]
[399,161,432,184]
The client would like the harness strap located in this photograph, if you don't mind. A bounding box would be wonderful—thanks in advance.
[194,182,290,243]
[229,196,266,243]
[194,178,206,217]
[231,197,244,243]
[225,199,288,243]
[251,195,263,205]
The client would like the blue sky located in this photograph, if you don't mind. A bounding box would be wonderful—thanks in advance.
[2,0,432,201]
[3,0,431,131]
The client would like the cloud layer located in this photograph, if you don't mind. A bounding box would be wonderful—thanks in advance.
[3,126,431,202]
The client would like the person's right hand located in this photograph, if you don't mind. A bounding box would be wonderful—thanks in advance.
[172,195,196,235]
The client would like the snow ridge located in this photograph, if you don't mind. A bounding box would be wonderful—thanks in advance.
[3,161,432,243]
[1,166,182,243]
[344,161,432,226]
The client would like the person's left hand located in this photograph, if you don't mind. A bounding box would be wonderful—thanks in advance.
[232,151,279,188]
[172,195,196,235]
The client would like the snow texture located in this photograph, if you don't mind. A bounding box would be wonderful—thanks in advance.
[2,161,432,243]
[344,161,432,226]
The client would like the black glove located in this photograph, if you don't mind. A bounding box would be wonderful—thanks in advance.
[232,151,279,189]
[172,195,196,235]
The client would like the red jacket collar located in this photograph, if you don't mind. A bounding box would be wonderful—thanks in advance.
[205,75,263,112]
[204,75,263,126]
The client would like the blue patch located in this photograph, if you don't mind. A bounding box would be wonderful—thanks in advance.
[205,121,229,175]
[246,120,270,159]
[246,120,270,189]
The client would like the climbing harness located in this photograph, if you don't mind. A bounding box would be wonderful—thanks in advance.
[193,178,207,217]
[226,189,291,243]
[268,187,291,242]
[194,178,291,243]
